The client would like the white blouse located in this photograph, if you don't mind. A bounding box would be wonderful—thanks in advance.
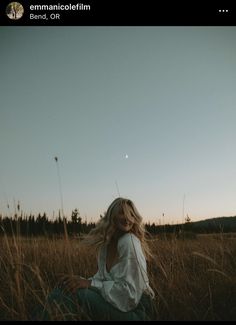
[89,233,155,312]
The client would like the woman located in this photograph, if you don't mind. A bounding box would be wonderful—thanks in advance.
[37,197,155,321]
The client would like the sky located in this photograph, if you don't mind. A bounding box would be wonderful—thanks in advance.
[0,26,236,224]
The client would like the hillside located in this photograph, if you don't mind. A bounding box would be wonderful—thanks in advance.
[188,215,236,233]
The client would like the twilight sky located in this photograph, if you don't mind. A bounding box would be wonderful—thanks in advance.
[0,27,236,224]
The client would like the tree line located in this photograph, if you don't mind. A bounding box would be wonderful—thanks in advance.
[0,209,95,237]
[1,209,235,237]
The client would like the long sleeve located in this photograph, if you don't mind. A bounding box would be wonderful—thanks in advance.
[89,233,151,312]
[88,271,103,289]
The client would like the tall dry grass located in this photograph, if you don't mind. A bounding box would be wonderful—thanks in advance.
[0,232,236,320]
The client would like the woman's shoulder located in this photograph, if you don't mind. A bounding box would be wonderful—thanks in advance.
[117,232,141,249]
[117,233,144,260]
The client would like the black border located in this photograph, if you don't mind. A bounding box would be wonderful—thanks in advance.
[0,0,236,26]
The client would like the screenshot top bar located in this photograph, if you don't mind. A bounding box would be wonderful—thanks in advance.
[0,0,235,26]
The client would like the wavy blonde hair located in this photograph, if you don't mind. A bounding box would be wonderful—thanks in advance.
[80,197,153,261]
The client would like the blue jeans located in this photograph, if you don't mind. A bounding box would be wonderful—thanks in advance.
[35,286,153,321]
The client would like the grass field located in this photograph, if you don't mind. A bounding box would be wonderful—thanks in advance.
[0,232,236,320]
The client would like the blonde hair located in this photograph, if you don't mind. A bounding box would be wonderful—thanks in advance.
[80,197,153,261]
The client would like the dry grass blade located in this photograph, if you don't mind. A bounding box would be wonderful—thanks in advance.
[156,262,168,280]
[0,295,18,317]
[192,251,219,266]
[207,268,231,280]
